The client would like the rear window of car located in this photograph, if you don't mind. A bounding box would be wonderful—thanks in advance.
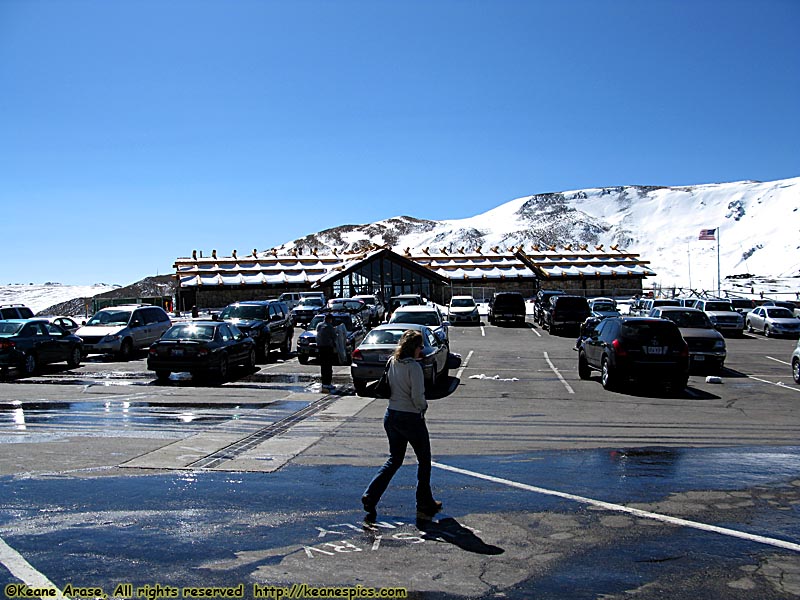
[391,310,440,326]
[364,329,405,345]
[555,297,589,309]
[0,322,23,335]
[163,324,216,340]
[660,311,712,328]
[621,321,682,343]
[494,294,525,310]
[450,298,476,308]
[220,304,268,320]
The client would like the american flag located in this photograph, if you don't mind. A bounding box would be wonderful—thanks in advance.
[699,228,716,241]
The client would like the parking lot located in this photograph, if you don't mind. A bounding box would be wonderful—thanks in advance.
[1,320,800,599]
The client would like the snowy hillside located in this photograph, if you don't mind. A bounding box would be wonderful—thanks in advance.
[278,177,800,293]
[0,284,118,314]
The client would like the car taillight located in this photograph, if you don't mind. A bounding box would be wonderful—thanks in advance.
[148,347,157,356]
[197,348,209,357]
[0,339,15,350]
[611,338,627,357]
[678,342,689,358]
[352,349,363,361]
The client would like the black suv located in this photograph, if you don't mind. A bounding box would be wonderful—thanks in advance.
[488,292,526,326]
[533,290,565,326]
[543,295,591,335]
[577,316,689,392]
[217,300,293,361]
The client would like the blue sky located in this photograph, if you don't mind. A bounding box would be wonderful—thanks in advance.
[1,0,798,285]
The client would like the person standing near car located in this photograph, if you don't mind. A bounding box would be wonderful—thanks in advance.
[361,329,442,521]
[316,314,336,392]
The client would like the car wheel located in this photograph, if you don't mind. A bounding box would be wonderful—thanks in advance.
[298,355,309,365]
[600,356,616,391]
[577,352,591,380]
[747,321,754,333]
[117,338,133,361]
[22,353,37,376]
[67,346,82,368]
[793,358,800,384]
[353,378,368,396]
[245,348,256,370]
[155,370,171,381]
[217,356,229,381]
[258,338,270,361]
[764,325,771,338]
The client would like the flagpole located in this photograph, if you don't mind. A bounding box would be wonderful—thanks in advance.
[717,226,721,297]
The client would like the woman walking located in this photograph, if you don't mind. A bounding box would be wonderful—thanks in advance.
[361,329,442,521]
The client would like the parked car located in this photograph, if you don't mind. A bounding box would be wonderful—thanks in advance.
[291,297,325,326]
[745,306,800,338]
[352,294,385,326]
[75,304,172,359]
[41,315,82,333]
[577,316,689,391]
[728,298,756,316]
[0,304,34,320]
[0,319,84,376]
[388,305,450,344]
[277,292,304,310]
[217,300,293,361]
[387,294,424,319]
[792,338,800,384]
[147,321,256,382]
[543,295,591,335]
[589,298,621,319]
[489,291,527,326]
[649,306,726,373]
[534,290,565,325]
[762,300,800,317]
[632,298,681,316]
[326,298,372,327]
[350,323,449,395]
[447,295,480,325]
[693,299,745,337]
[296,311,367,365]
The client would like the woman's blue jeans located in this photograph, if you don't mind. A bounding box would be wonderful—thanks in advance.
[363,409,435,509]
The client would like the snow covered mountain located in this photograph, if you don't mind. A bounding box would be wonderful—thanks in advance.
[279,177,800,292]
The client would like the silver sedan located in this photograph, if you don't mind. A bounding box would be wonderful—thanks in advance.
[350,323,449,396]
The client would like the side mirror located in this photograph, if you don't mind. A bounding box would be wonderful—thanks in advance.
[434,330,447,343]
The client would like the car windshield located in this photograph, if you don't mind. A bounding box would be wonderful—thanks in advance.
[0,322,23,335]
[163,324,216,341]
[87,310,131,326]
[354,297,376,306]
[364,329,406,345]
[297,299,324,308]
[704,302,734,312]
[308,315,355,330]
[220,305,267,320]
[766,308,794,318]
[660,311,712,328]
[329,300,363,311]
[621,321,682,343]
[391,311,440,326]
[451,298,476,308]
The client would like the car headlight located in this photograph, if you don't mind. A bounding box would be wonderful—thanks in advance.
[713,340,726,350]
[709,316,719,324]
[102,334,121,343]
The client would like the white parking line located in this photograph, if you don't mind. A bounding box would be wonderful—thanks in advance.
[0,537,70,599]
[530,326,542,338]
[543,351,574,394]
[432,462,800,553]
[480,326,485,337]
[748,375,800,393]
[456,350,474,380]
[766,355,791,366]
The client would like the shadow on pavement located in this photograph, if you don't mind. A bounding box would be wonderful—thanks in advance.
[416,517,504,555]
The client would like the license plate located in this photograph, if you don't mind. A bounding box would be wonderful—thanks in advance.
[645,346,666,355]
[171,348,184,357]
[693,355,705,361]
[379,353,392,362]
